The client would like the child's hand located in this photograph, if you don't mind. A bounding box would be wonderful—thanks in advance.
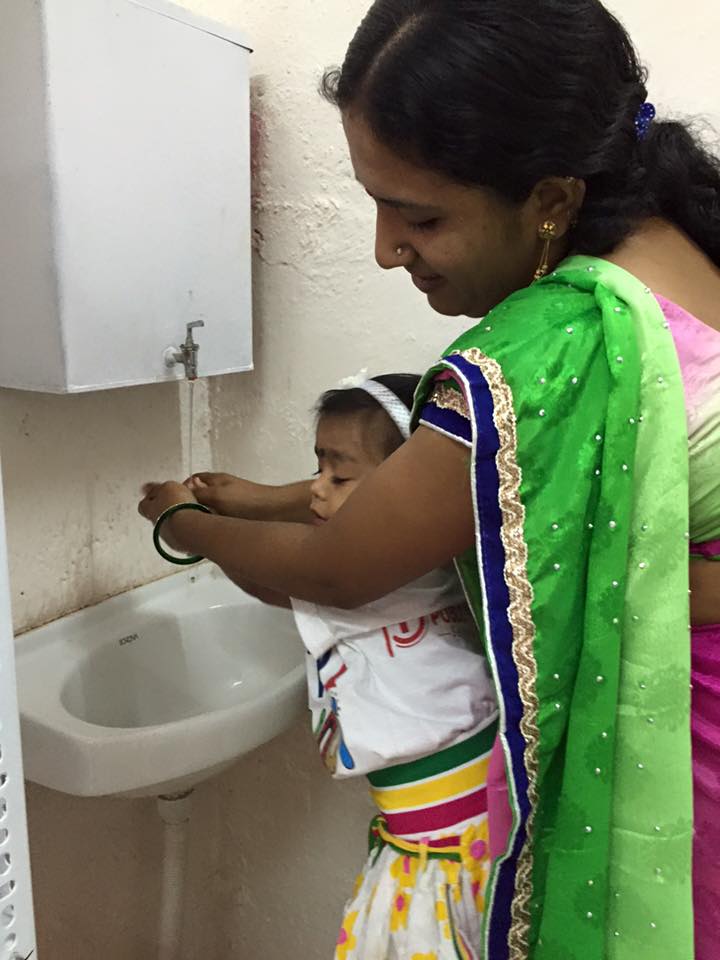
[138,481,197,525]
[185,473,314,523]
[184,472,264,518]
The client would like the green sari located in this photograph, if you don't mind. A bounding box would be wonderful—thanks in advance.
[413,256,694,959]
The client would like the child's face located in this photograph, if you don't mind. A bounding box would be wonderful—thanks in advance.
[310,414,384,523]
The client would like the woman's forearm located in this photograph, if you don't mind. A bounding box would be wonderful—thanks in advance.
[167,511,345,606]
[230,576,293,609]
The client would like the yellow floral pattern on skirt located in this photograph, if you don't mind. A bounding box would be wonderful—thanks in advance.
[333,821,490,960]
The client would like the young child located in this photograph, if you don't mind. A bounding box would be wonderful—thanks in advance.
[242,373,499,960]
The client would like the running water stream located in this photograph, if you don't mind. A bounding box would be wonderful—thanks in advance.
[187,377,195,480]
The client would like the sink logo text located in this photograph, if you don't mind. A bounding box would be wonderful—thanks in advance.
[117,632,140,647]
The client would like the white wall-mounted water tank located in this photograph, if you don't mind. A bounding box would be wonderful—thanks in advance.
[0,0,252,393]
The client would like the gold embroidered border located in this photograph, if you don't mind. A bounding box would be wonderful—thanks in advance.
[456,348,539,960]
[428,382,471,419]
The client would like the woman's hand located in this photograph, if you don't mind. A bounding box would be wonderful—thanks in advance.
[138,481,199,553]
[138,481,196,523]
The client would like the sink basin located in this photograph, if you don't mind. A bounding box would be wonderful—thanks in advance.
[15,565,306,797]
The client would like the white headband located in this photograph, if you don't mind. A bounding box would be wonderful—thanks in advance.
[358,379,411,440]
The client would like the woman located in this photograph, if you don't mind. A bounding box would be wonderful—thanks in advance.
[140,1,720,957]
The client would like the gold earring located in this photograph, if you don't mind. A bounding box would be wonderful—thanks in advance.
[534,220,558,282]
[396,246,404,257]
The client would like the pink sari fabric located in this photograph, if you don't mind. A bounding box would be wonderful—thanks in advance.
[692,621,720,959]
[692,538,720,559]
[661,294,720,958]
[487,737,512,860]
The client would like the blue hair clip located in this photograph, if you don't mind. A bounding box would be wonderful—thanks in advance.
[634,101,656,141]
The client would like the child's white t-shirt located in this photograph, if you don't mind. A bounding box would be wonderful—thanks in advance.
[291,566,498,778]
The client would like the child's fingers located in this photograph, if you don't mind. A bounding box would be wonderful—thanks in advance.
[184,475,208,490]
[185,472,211,485]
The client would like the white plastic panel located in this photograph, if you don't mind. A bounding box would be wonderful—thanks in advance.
[0,0,65,393]
[128,0,251,48]
[0,463,37,960]
[0,0,252,393]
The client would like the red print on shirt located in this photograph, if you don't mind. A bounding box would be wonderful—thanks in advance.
[383,618,427,657]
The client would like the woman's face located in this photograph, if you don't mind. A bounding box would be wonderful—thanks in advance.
[343,111,552,319]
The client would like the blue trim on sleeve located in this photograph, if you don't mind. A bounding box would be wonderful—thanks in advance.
[418,401,472,445]
[442,353,531,960]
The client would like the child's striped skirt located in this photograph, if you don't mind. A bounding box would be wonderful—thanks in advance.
[334,721,497,960]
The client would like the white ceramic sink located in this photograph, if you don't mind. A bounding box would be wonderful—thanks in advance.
[15,565,306,797]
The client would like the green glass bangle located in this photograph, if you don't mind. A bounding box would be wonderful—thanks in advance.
[153,502,212,566]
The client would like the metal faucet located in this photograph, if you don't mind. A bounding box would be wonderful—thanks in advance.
[165,321,205,381]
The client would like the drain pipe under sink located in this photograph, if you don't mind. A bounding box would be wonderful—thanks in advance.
[156,789,194,960]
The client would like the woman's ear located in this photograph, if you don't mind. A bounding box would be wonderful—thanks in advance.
[529,176,587,238]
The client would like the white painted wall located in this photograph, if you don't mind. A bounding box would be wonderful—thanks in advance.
[1,1,718,957]
[610,0,720,133]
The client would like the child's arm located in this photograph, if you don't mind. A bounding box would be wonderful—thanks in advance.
[185,473,314,524]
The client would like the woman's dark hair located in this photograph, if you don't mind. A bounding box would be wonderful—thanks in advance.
[321,0,720,265]
[316,373,420,458]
